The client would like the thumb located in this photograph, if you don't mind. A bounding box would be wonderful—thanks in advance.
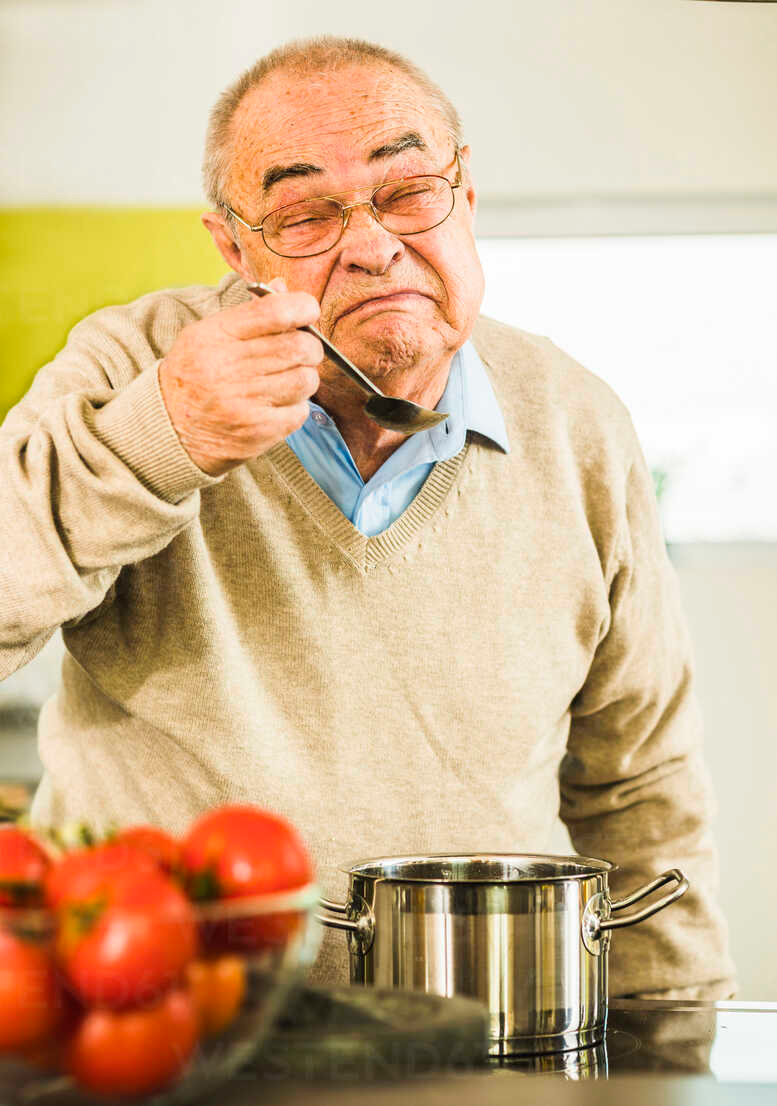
[266,277,288,293]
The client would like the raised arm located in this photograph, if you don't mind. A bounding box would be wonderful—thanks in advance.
[1,284,322,680]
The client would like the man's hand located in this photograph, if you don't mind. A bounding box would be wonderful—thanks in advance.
[158,281,323,476]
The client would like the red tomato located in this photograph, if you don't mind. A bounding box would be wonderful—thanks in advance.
[55,865,197,1008]
[112,826,181,876]
[0,826,51,907]
[181,805,313,898]
[180,805,313,953]
[0,927,66,1052]
[44,841,158,910]
[65,986,200,1098]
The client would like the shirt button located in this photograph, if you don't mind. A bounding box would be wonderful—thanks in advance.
[311,411,328,425]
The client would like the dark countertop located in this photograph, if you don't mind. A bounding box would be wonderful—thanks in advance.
[214,998,777,1106]
[214,1067,775,1106]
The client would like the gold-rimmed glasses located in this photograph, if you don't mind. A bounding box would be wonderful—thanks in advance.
[222,148,463,258]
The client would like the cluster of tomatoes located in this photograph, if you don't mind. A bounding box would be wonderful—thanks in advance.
[0,804,313,1099]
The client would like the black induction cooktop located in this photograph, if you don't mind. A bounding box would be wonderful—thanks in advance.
[505,998,777,1082]
[248,984,777,1086]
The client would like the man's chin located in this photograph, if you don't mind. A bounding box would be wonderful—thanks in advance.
[337,317,430,375]
[344,333,422,376]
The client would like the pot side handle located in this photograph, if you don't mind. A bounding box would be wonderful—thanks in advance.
[600,868,689,931]
[317,897,349,918]
[315,897,375,953]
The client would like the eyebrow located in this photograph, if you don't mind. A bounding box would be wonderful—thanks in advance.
[368,131,427,161]
[261,132,428,193]
[262,162,323,192]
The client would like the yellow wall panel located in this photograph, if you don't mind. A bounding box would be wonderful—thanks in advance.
[1,209,228,418]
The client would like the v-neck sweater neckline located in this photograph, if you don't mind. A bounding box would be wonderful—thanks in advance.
[264,438,471,573]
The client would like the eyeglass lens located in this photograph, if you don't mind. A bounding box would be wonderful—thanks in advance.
[263,175,455,257]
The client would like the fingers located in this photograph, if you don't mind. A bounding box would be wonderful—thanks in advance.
[219,289,321,340]
[159,284,326,477]
[248,365,320,408]
[237,330,324,375]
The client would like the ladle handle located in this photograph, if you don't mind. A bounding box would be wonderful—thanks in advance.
[247,282,385,399]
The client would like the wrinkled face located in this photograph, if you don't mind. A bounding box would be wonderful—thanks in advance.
[207,63,485,381]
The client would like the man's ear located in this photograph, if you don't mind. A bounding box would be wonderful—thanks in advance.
[201,212,253,281]
[459,145,477,220]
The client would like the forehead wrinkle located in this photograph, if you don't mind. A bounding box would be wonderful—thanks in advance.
[227,74,450,207]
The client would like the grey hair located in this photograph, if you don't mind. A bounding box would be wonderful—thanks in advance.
[202,36,463,223]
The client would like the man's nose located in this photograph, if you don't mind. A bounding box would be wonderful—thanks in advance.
[337,202,404,275]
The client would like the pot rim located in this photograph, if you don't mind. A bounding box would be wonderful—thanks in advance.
[339,852,615,884]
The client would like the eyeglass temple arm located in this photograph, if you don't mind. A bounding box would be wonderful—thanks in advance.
[223,205,262,233]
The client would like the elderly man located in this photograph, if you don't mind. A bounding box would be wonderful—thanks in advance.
[1,36,734,997]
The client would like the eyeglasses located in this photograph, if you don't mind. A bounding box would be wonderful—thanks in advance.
[222,148,463,259]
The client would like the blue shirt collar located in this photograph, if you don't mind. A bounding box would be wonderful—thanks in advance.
[455,339,510,454]
[300,339,509,491]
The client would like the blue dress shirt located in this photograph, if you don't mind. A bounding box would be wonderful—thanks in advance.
[286,340,510,536]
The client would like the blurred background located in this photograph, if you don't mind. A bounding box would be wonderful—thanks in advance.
[1,0,776,997]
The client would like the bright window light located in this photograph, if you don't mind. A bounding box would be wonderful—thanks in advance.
[477,235,777,542]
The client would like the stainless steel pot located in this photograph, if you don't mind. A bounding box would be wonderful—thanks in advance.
[317,854,688,1056]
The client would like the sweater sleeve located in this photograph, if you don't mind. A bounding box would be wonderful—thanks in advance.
[559,434,737,1000]
[0,305,221,680]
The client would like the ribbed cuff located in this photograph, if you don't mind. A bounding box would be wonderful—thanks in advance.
[91,362,223,503]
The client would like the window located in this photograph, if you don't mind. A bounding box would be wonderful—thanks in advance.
[478,234,777,541]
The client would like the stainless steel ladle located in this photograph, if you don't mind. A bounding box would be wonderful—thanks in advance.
[247,282,448,434]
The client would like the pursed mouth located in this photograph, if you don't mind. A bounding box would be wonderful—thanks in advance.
[338,291,431,321]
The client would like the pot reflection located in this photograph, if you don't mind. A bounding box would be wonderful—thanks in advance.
[490,1037,611,1079]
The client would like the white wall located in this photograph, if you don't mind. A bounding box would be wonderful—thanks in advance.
[2,0,776,231]
[673,543,777,1003]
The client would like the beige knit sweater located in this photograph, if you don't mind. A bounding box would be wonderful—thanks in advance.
[0,273,735,998]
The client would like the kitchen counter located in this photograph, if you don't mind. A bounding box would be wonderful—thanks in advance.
[214,1076,777,1106]
[215,998,777,1105]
